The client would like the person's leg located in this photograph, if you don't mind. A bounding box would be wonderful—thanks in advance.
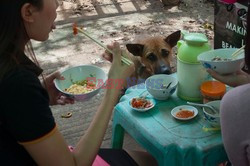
[98,148,157,166]
[98,148,139,166]
[126,150,158,166]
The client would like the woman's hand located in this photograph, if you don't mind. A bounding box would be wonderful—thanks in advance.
[102,42,135,87]
[207,69,250,87]
[42,71,74,105]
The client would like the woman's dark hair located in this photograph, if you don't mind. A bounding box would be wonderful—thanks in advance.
[0,0,43,80]
[245,2,250,71]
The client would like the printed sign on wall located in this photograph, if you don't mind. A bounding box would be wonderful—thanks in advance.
[214,0,248,48]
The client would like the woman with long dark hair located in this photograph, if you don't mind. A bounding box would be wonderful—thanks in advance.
[0,0,157,165]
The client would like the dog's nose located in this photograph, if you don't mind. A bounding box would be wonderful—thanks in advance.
[155,66,172,75]
[162,67,172,74]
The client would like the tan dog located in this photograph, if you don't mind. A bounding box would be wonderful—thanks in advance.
[125,30,181,87]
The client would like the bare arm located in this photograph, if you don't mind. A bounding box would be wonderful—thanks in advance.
[24,88,122,166]
[207,69,250,87]
[73,88,121,165]
[73,43,134,165]
[23,42,135,166]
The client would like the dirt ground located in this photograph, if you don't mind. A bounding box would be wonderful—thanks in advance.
[33,0,215,149]
[35,0,214,75]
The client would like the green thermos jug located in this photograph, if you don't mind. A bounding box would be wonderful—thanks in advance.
[177,32,211,101]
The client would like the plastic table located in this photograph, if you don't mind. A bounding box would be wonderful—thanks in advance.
[111,82,228,166]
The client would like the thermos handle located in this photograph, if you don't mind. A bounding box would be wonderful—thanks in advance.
[177,40,184,49]
[177,30,189,48]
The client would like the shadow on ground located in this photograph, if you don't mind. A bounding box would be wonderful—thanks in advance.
[34,0,214,150]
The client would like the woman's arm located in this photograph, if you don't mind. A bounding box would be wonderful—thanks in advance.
[73,88,122,165]
[23,42,135,166]
[24,88,122,166]
[207,69,250,87]
[23,128,76,166]
[73,42,134,165]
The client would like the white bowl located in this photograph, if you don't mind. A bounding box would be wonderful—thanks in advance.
[54,65,107,101]
[145,74,178,100]
[129,97,155,112]
[171,105,198,120]
[198,48,245,74]
[203,100,221,127]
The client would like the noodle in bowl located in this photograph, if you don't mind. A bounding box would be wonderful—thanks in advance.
[54,65,107,101]
[198,48,245,75]
[65,84,95,94]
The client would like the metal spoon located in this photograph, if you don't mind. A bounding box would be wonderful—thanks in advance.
[161,82,172,89]
[187,102,218,115]
[139,90,149,99]
[202,126,220,132]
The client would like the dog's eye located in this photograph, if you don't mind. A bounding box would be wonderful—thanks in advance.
[147,53,157,61]
[162,49,169,57]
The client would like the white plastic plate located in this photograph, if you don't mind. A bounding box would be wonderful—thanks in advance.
[171,105,198,120]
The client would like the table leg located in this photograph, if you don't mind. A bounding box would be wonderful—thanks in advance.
[111,124,125,149]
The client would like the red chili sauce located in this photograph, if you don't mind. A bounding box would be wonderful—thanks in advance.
[131,98,152,109]
[176,109,194,118]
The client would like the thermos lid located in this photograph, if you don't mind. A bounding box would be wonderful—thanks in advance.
[177,31,211,64]
[184,33,208,45]
[200,81,226,97]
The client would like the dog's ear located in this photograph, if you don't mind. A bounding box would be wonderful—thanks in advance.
[126,44,144,56]
[164,30,181,48]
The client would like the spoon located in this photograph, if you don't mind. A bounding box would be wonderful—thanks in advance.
[161,82,172,89]
[139,90,149,99]
[202,126,220,132]
[187,102,218,115]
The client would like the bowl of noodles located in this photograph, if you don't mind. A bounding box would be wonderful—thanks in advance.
[198,48,245,75]
[54,65,107,101]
